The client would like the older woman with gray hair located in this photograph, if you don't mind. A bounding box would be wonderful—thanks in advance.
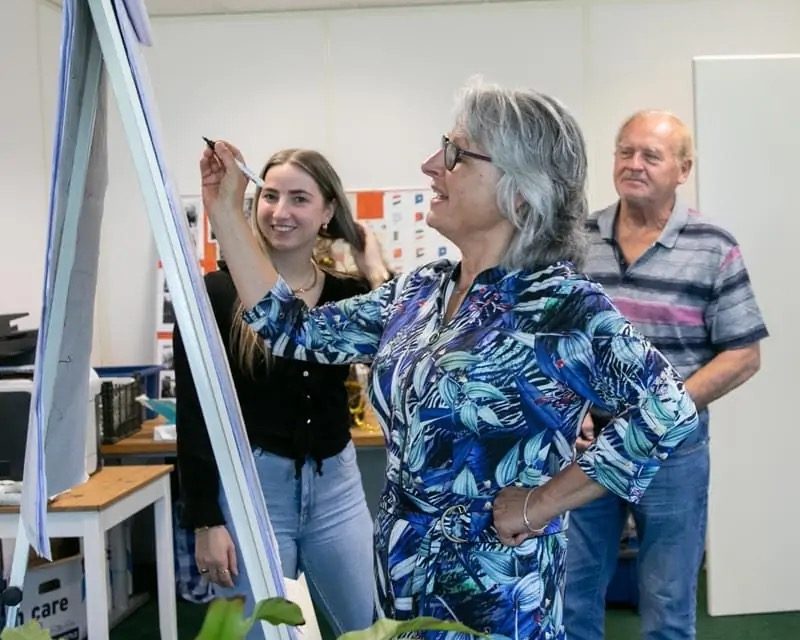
[200,80,698,639]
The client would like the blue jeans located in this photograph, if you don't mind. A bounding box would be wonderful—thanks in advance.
[564,438,709,640]
[218,442,376,639]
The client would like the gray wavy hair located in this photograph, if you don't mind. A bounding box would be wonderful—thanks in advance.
[454,80,588,270]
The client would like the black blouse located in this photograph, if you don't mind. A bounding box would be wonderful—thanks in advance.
[174,265,369,528]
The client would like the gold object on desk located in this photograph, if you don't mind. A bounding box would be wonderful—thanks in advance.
[346,377,367,428]
[350,405,384,447]
[347,364,382,433]
[347,367,384,447]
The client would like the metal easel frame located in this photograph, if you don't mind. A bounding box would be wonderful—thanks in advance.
[4,2,291,638]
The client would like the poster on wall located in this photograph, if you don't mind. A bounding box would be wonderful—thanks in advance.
[350,188,459,274]
[157,337,175,397]
[154,194,220,397]
[183,198,204,255]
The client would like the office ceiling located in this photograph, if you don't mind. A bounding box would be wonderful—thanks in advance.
[44,0,536,17]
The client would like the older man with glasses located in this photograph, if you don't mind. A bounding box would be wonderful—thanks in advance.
[564,110,767,640]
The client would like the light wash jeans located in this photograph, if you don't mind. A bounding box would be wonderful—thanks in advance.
[564,432,709,640]
[218,442,376,639]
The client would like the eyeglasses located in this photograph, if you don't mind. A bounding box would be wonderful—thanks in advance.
[441,135,493,171]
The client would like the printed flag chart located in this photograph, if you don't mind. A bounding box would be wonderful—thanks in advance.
[349,189,459,274]
[155,189,458,397]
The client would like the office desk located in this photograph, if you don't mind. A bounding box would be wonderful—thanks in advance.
[100,408,387,516]
[0,466,177,640]
[101,410,385,459]
[351,414,385,448]
[100,421,177,459]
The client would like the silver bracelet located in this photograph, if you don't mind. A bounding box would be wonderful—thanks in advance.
[522,488,546,535]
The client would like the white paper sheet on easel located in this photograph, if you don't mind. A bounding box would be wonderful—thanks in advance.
[20,0,106,558]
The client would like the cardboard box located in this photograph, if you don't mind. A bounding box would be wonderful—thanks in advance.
[14,554,86,640]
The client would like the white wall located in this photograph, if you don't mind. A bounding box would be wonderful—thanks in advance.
[694,54,800,616]
[0,0,51,331]
[3,0,799,363]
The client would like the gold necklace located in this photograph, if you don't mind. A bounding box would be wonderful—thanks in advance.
[291,263,319,294]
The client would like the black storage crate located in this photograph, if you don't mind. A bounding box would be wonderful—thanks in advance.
[95,377,143,444]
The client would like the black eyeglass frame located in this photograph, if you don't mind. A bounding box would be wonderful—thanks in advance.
[441,135,493,171]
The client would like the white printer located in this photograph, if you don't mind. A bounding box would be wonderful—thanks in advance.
[0,367,101,481]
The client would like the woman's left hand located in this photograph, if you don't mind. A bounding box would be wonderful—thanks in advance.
[351,222,390,288]
[493,486,548,547]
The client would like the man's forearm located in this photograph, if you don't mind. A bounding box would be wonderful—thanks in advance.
[684,343,761,412]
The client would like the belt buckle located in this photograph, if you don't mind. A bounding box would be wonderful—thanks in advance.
[440,504,469,543]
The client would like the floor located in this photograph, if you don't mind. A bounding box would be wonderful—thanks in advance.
[109,571,800,640]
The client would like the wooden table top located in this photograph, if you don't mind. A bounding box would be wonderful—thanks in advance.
[100,421,179,457]
[101,411,385,458]
[350,423,385,448]
[0,465,173,513]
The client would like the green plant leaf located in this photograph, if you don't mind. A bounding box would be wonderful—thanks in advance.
[0,621,52,640]
[338,616,487,640]
[248,597,306,627]
[194,596,250,640]
[196,596,485,640]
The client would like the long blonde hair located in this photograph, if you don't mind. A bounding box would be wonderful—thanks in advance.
[229,149,363,377]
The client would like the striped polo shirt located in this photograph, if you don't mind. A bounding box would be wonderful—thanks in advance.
[586,201,768,382]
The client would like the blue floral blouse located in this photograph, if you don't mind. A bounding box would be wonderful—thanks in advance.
[244,260,697,639]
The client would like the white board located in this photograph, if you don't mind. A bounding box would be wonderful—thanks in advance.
[694,53,800,616]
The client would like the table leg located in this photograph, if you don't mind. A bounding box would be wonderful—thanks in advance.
[153,479,178,640]
[82,518,110,640]
[107,523,130,613]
